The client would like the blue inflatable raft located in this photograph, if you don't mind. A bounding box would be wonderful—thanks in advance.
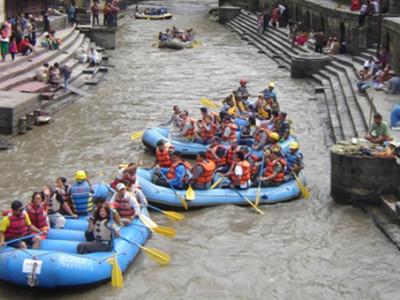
[137,168,306,209]
[0,185,151,288]
[141,126,297,158]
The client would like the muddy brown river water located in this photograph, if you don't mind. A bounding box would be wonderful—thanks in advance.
[0,1,400,299]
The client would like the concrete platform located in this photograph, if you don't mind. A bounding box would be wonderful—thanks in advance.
[0,91,40,135]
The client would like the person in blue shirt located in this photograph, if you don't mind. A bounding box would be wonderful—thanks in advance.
[390,103,400,128]
[156,151,190,190]
[263,82,277,102]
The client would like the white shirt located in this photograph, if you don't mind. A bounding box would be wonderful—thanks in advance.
[234,164,251,188]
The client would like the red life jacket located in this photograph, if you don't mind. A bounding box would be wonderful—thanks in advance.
[206,145,227,166]
[110,169,137,190]
[263,158,287,182]
[180,118,196,138]
[254,128,269,142]
[221,123,238,142]
[26,203,48,229]
[167,160,190,183]
[114,193,135,218]
[4,212,29,239]
[231,160,251,185]
[226,145,241,166]
[194,160,216,184]
[245,153,258,175]
[200,123,217,140]
[156,147,172,168]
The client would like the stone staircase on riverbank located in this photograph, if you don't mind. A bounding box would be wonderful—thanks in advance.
[0,23,108,136]
[225,10,375,146]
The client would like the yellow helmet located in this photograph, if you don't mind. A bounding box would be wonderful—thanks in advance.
[289,142,299,150]
[269,132,280,141]
[75,170,87,180]
[269,82,275,88]
[264,149,270,156]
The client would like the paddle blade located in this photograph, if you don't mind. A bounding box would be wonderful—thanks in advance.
[111,254,123,288]
[139,214,158,229]
[227,106,237,116]
[244,197,265,215]
[139,245,170,265]
[151,42,158,47]
[210,177,223,189]
[197,41,204,46]
[177,193,188,210]
[163,210,185,221]
[153,226,176,238]
[294,174,309,199]
[201,97,220,108]
[192,42,197,48]
[255,186,261,207]
[186,184,195,201]
[130,131,144,140]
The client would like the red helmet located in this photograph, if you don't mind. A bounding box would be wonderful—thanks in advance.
[240,78,247,84]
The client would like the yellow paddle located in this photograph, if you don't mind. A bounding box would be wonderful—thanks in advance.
[210,177,223,189]
[255,154,265,207]
[110,253,123,288]
[131,222,176,238]
[227,93,237,116]
[294,173,309,199]
[197,41,204,46]
[130,131,144,140]
[159,171,188,210]
[148,204,185,220]
[201,97,220,108]
[186,184,195,201]
[151,42,158,47]
[243,196,265,215]
[139,214,158,229]
[120,236,170,265]
[110,211,123,288]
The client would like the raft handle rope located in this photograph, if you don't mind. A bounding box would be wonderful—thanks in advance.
[27,256,39,287]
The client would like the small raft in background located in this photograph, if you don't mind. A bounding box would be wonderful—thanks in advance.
[134,12,173,20]
[158,39,195,50]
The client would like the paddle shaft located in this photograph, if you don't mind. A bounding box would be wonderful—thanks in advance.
[159,170,188,210]
[3,233,41,246]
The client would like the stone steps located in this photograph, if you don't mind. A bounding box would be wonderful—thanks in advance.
[1,32,86,91]
[225,9,373,145]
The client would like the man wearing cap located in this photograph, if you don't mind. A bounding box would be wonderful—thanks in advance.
[263,82,277,102]
[206,137,229,173]
[276,111,291,141]
[0,200,42,249]
[284,142,304,181]
[110,183,141,225]
[365,113,393,143]
[236,79,250,103]
[255,148,287,187]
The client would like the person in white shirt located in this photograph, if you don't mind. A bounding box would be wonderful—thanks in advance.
[88,47,99,66]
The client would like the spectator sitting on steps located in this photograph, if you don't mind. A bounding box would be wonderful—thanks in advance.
[18,35,36,56]
[35,63,49,82]
[356,66,373,94]
[326,37,339,55]
[384,72,400,95]
[88,47,99,66]
[365,113,393,143]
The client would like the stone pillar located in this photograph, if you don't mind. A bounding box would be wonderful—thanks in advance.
[219,6,241,24]
[331,144,400,205]
[89,27,117,49]
[291,54,332,78]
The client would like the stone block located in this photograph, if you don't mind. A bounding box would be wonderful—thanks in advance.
[0,91,40,135]
[291,54,332,78]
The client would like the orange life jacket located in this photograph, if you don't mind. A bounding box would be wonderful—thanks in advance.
[156,147,172,168]
[226,145,241,165]
[26,203,48,230]
[263,158,287,182]
[180,117,196,138]
[231,160,251,185]
[167,160,191,183]
[194,160,216,184]
[200,123,217,140]
[254,128,269,142]
[245,153,258,175]
[4,212,28,239]
[210,111,220,124]
[221,123,238,142]
[206,145,227,166]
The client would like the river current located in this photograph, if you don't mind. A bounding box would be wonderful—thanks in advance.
[0,1,400,299]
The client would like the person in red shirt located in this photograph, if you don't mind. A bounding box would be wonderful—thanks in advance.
[18,36,36,56]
